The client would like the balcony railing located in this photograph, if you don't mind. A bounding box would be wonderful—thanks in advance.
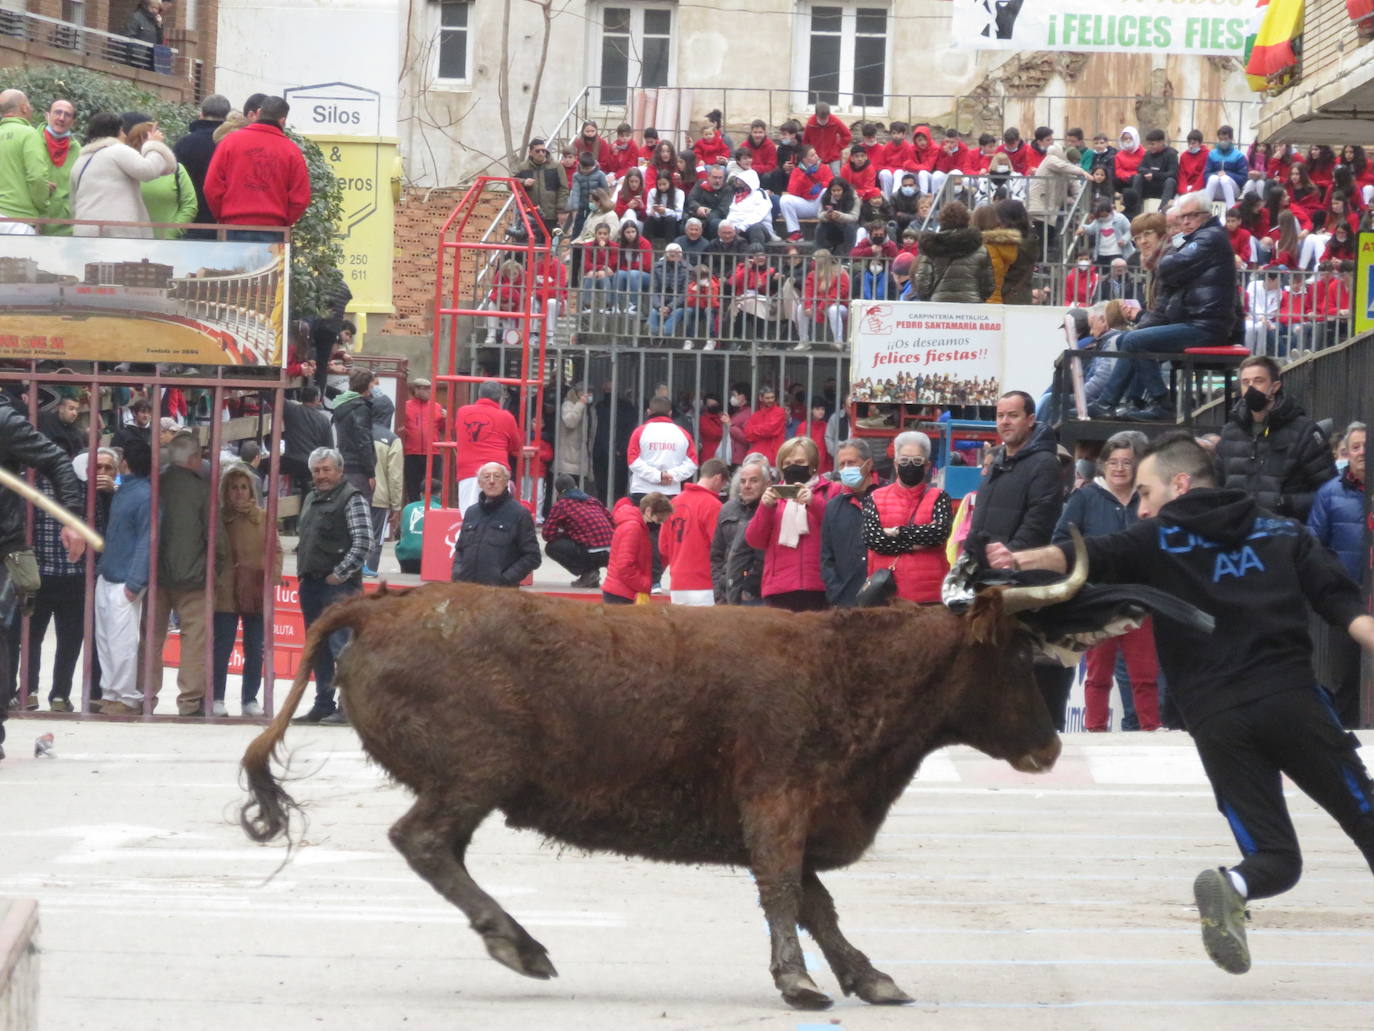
[0,9,191,81]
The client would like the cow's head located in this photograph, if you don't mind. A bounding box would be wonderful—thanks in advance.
[938,531,1093,775]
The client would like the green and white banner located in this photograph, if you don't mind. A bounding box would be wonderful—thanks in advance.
[953,0,1251,57]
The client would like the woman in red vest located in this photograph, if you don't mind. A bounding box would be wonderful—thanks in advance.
[861,431,952,603]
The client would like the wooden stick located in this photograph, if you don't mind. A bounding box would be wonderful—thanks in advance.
[0,465,104,552]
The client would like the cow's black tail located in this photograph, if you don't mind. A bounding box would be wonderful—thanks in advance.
[239,600,363,846]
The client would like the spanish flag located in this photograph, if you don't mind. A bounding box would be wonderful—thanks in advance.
[1246,0,1305,93]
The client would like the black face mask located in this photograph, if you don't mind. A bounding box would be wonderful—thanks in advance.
[896,462,926,486]
[781,464,811,484]
[705,403,721,413]
[1244,386,1271,413]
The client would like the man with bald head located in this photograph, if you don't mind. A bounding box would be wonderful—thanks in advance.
[0,89,50,234]
[451,462,541,587]
[36,99,78,236]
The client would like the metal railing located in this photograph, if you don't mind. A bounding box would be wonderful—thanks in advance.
[585,86,1262,148]
[0,9,191,80]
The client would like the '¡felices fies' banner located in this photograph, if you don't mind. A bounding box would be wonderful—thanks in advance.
[848,303,1003,408]
[953,0,1250,58]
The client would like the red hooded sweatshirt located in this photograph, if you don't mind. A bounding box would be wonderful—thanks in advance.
[880,137,915,171]
[997,141,1032,176]
[1178,145,1210,193]
[905,126,936,172]
[803,114,852,164]
[660,482,722,591]
[841,156,882,201]
[693,134,731,169]
[603,498,654,601]
[606,138,640,178]
[204,121,311,226]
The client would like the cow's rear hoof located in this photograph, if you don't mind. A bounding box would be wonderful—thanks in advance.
[780,975,833,1011]
[855,974,914,1006]
[485,936,558,980]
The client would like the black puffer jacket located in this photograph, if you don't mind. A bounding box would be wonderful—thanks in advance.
[1,401,83,555]
[1158,216,1236,339]
[914,226,994,303]
[331,393,375,478]
[968,423,1064,551]
[1215,393,1335,520]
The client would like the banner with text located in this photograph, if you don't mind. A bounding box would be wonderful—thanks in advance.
[849,302,1003,407]
[952,0,1250,57]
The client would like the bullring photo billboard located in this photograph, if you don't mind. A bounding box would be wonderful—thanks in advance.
[0,236,286,366]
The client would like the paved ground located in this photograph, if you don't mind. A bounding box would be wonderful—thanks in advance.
[3,723,1373,1030]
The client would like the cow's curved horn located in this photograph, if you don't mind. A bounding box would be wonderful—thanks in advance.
[999,526,1087,614]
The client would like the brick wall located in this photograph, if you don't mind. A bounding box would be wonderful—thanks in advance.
[379,185,507,337]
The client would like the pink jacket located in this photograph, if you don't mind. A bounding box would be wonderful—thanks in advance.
[744,492,827,597]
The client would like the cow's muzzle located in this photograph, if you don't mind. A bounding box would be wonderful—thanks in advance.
[1009,734,1062,774]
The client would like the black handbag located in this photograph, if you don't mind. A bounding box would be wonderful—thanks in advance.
[855,562,898,608]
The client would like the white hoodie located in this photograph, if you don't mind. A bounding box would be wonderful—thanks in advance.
[725,169,772,231]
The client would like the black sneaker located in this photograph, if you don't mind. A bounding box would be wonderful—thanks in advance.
[292,705,335,725]
[1193,867,1251,974]
[1120,399,1176,422]
[319,710,351,726]
[1086,401,1119,419]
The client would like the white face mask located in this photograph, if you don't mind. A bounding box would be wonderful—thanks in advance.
[1187,145,1201,154]
[899,185,916,197]
[1077,262,1091,271]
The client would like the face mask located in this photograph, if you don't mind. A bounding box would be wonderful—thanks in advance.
[869,261,883,274]
[896,462,926,486]
[47,126,71,138]
[839,466,866,488]
[803,163,819,174]
[1243,386,1270,413]
[900,185,916,197]
[781,464,810,484]
[1337,458,1349,472]
[1077,262,1091,271]
[1187,145,1201,154]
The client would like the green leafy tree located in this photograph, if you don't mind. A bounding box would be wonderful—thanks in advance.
[0,65,347,321]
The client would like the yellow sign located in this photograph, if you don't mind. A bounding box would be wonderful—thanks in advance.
[310,134,398,316]
[1356,232,1374,336]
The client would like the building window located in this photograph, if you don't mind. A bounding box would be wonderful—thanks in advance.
[801,4,888,110]
[435,0,472,83]
[595,5,674,107]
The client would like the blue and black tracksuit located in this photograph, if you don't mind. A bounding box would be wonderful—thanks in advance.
[1060,487,1374,899]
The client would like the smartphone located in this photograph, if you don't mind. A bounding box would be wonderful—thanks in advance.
[772,484,803,500]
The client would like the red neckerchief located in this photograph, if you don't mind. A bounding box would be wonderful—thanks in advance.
[44,127,71,168]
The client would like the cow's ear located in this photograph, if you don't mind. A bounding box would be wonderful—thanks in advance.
[965,590,1010,647]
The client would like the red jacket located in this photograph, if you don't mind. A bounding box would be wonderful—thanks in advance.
[743,403,786,463]
[803,115,852,164]
[840,160,881,201]
[614,181,647,220]
[786,163,833,200]
[997,142,1032,176]
[1178,147,1210,193]
[606,139,640,178]
[866,482,950,603]
[486,270,525,308]
[1064,268,1098,306]
[799,418,832,475]
[1024,144,1048,174]
[1228,226,1253,265]
[661,482,721,591]
[692,135,731,169]
[453,397,522,480]
[1308,277,1351,316]
[728,403,752,461]
[744,492,827,597]
[699,409,725,462]
[1114,147,1144,182]
[203,121,311,226]
[615,235,653,273]
[880,139,915,171]
[743,136,778,175]
[531,256,568,305]
[572,135,614,172]
[802,270,851,322]
[401,397,447,456]
[906,126,936,172]
[933,142,972,173]
[972,149,997,174]
[603,498,654,601]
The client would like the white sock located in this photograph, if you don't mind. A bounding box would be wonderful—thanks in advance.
[1227,869,1248,898]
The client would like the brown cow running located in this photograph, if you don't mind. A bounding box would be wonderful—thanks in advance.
[241,537,1088,1010]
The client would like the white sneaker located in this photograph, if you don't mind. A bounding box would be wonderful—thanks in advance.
[212,700,228,717]
[682,339,695,350]
[703,339,717,351]
[242,700,263,717]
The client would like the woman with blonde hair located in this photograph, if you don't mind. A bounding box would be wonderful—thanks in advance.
[212,462,283,717]
[800,249,850,349]
[744,435,832,610]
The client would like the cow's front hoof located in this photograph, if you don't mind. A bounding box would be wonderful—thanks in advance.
[779,974,833,1011]
[485,936,558,980]
[855,974,914,1006]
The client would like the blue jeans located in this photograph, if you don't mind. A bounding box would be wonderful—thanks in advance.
[612,269,650,310]
[213,611,265,703]
[1114,652,1139,731]
[225,229,284,243]
[648,306,685,337]
[297,575,361,711]
[1099,322,1216,404]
